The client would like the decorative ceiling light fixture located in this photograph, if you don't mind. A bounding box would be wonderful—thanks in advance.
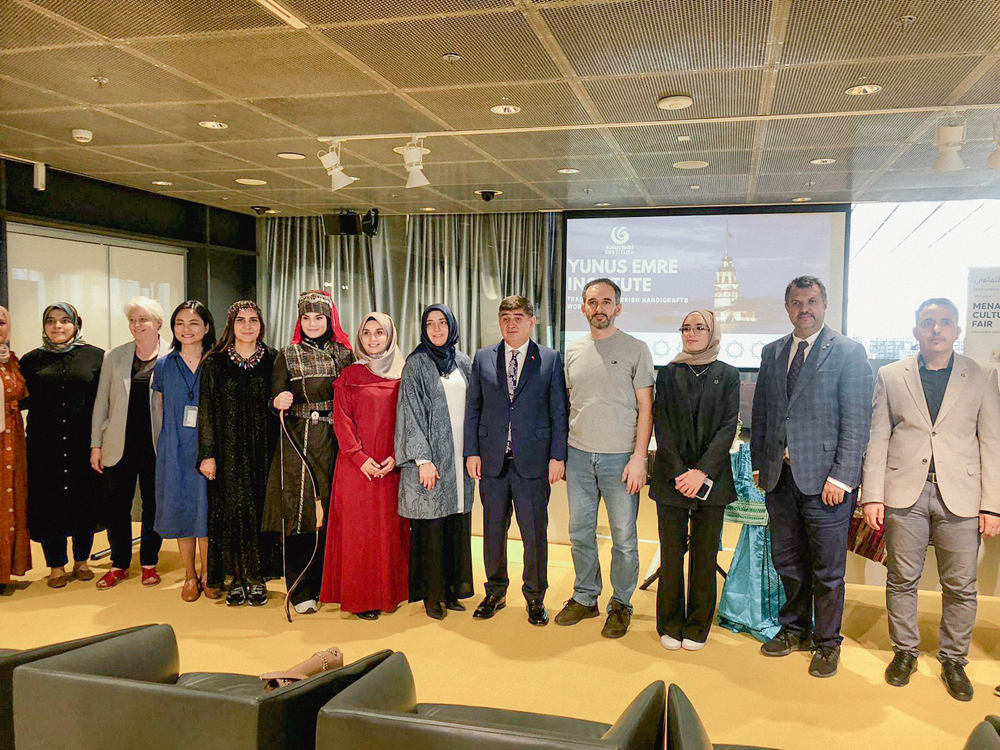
[933,121,966,172]
[198,119,228,130]
[277,152,306,160]
[394,138,431,189]
[987,121,1000,171]
[490,104,521,115]
[90,74,109,87]
[844,83,883,96]
[557,168,580,174]
[251,0,307,28]
[318,141,357,192]
[656,94,693,111]
[673,160,708,169]
[441,52,462,63]
[810,157,837,165]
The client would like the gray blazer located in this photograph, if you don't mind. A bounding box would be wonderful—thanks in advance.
[394,349,475,520]
[751,325,873,495]
[90,340,168,467]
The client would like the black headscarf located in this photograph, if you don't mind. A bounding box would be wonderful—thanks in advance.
[416,303,459,376]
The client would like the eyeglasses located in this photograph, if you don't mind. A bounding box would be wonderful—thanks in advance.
[679,325,709,334]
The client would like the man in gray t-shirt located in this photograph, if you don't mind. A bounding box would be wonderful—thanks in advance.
[555,278,655,639]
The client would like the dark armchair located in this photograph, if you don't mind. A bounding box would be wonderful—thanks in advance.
[13,624,391,750]
[316,651,665,750]
[667,684,777,750]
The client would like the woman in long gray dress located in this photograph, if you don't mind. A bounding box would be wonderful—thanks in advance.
[395,303,475,620]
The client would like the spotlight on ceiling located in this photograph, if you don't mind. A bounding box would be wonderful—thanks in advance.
[394,138,431,189]
[933,123,966,172]
[317,141,357,192]
[989,122,1000,171]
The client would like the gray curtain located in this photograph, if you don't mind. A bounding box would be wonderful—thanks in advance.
[260,212,562,355]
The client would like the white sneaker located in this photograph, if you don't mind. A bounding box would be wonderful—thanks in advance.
[682,638,706,651]
[660,635,682,650]
[293,599,320,614]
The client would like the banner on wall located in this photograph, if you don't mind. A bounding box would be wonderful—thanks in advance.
[965,267,1000,365]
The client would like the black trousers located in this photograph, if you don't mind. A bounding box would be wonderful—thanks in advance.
[104,440,161,570]
[655,503,726,643]
[40,533,95,569]
[765,463,855,647]
[480,457,549,602]
[284,531,325,605]
[409,512,474,604]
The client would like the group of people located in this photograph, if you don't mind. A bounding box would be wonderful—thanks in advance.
[1,273,998,702]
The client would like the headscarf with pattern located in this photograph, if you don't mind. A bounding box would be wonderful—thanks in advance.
[41,302,88,353]
[290,290,351,350]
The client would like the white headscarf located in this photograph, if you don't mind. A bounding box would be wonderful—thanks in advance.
[354,312,404,380]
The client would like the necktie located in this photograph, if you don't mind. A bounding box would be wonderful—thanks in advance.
[506,350,518,452]
[786,340,808,397]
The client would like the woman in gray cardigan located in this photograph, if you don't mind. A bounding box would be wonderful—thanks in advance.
[395,304,475,620]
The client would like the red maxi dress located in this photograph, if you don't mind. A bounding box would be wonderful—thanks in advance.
[321,363,409,613]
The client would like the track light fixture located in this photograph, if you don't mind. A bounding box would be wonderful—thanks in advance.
[317,141,357,192]
[933,123,966,172]
[394,138,431,189]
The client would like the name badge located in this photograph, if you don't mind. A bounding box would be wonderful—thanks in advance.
[183,405,199,428]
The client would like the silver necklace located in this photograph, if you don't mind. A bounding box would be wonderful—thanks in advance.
[686,363,711,378]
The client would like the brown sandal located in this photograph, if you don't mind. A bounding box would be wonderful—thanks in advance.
[47,575,68,589]
[260,647,344,691]
[181,578,201,602]
[73,564,94,581]
[201,574,221,600]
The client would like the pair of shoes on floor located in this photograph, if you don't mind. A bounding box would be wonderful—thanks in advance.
[660,635,705,651]
[760,629,838,677]
[891,655,971,701]
[227,582,267,607]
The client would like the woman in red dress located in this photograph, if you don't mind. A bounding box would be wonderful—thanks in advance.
[0,306,30,589]
[321,312,409,619]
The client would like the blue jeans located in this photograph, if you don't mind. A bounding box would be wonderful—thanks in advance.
[566,447,640,612]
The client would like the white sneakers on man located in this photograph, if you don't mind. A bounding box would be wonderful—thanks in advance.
[660,635,682,650]
[681,639,706,651]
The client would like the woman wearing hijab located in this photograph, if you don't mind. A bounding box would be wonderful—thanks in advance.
[395,304,475,619]
[19,303,104,588]
[0,307,30,589]
[650,310,740,651]
[264,290,354,614]
[90,296,169,590]
[153,301,216,602]
[198,301,281,605]
[320,312,409,619]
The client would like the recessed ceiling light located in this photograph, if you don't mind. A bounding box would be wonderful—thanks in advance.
[677,135,691,142]
[810,157,837,165]
[151,180,173,186]
[557,168,580,174]
[792,196,812,202]
[490,104,521,115]
[474,189,504,197]
[594,202,611,207]
[277,152,306,160]
[657,94,693,110]
[689,184,701,190]
[673,160,709,169]
[844,84,883,96]
[442,52,461,63]
[264,208,279,214]
[198,120,229,130]
[235,178,267,186]
[90,75,109,87]
[420,206,436,212]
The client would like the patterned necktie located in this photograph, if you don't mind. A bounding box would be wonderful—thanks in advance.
[786,340,808,397]
[506,350,519,452]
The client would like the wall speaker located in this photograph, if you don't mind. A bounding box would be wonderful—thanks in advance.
[362,208,379,237]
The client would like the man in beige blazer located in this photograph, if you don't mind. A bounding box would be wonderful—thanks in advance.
[862,298,1000,702]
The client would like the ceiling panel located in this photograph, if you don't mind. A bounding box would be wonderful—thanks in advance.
[253,92,441,136]
[419,160,520,185]
[755,171,869,195]
[540,0,771,76]
[282,0,516,25]
[782,0,1000,65]
[279,163,402,188]
[212,137,362,166]
[408,81,593,129]
[0,1,97,49]
[955,61,1000,107]
[132,31,382,99]
[0,108,182,146]
[0,80,74,112]
[0,144,160,173]
[97,143,257,171]
[626,150,752,178]
[534,178,645,201]
[761,112,933,149]
[176,168,321,190]
[642,174,750,196]
[759,144,903,174]
[504,154,629,182]
[611,121,756,154]
[886,140,1000,172]
[0,46,216,105]
[432,182,546,202]
[27,0,285,38]
[344,136,487,165]
[584,69,762,123]
[324,12,559,89]
[467,129,613,160]
[96,172,242,191]
[107,101,304,141]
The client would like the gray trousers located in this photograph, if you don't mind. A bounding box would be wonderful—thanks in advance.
[885,481,979,665]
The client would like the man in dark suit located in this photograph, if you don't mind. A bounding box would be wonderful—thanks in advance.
[751,275,873,678]
[465,295,568,626]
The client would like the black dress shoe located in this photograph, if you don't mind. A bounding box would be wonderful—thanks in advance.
[424,600,446,620]
[885,652,918,687]
[527,600,549,626]
[808,645,840,678]
[942,660,973,702]
[357,610,380,620]
[226,582,247,607]
[472,594,506,619]
[760,628,812,657]
[247,583,268,607]
[445,599,466,612]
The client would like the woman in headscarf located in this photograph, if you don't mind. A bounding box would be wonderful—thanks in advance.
[90,296,169,590]
[650,310,740,651]
[198,301,281,605]
[153,301,216,602]
[395,304,475,619]
[264,290,353,614]
[19,303,104,588]
[320,312,409,619]
[0,306,30,589]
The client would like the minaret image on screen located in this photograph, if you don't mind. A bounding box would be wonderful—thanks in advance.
[713,223,757,324]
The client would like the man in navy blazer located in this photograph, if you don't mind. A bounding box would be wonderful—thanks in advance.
[751,276,873,678]
[465,295,568,626]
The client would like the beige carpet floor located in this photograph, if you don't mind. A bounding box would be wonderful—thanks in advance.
[2,500,997,749]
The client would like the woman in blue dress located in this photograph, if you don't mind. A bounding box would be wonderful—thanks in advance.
[153,301,216,602]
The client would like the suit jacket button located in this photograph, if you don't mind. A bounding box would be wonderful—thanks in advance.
[931,431,936,436]
[922,458,928,464]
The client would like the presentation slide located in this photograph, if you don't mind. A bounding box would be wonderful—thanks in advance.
[564,209,848,368]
